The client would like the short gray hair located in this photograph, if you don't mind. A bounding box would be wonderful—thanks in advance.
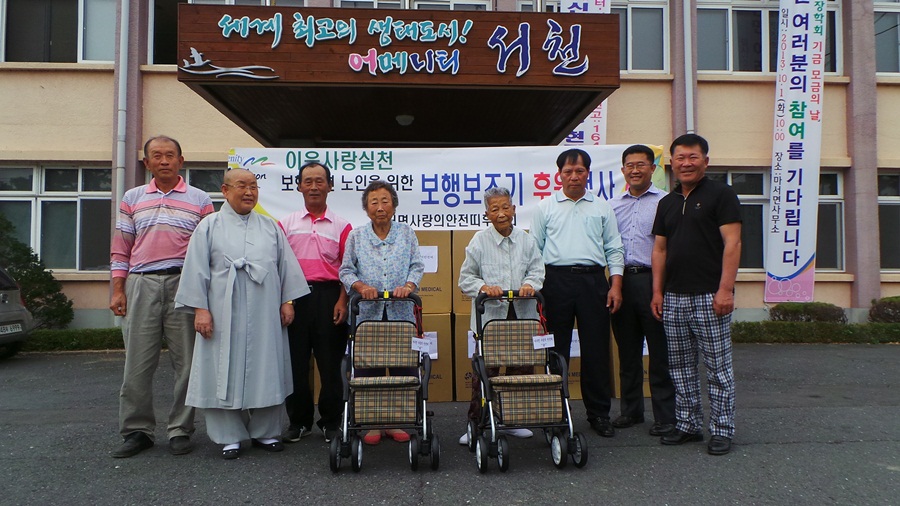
[483,187,511,209]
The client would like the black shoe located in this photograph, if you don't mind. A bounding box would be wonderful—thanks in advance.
[611,415,645,428]
[251,439,285,452]
[660,429,703,445]
[282,425,311,443]
[707,435,732,455]
[222,446,240,460]
[168,436,193,456]
[649,422,675,437]
[112,432,154,458]
[588,417,615,438]
[323,427,339,443]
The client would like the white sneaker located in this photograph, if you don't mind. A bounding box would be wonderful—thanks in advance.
[459,433,468,445]
[500,428,533,439]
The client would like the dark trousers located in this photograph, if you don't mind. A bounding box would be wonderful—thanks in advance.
[542,266,612,420]
[285,281,348,431]
[610,271,676,425]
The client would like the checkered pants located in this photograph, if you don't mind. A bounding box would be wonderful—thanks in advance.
[663,292,735,438]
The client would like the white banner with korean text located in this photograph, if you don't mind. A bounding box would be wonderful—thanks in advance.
[764,0,826,302]
[227,145,666,230]
[560,0,610,147]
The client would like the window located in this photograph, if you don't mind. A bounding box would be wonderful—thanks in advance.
[339,0,402,8]
[183,168,227,211]
[696,0,838,74]
[876,3,900,73]
[188,0,306,4]
[707,171,767,269]
[2,0,116,63]
[0,167,112,271]
[413,0,489,10]
[517,1,560,12]
[151,0,187,65]
[707,170,843,270]
[878,173,900,268]
[612,3,667,72]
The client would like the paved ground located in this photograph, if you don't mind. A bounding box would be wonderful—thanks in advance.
[0,344,898,505]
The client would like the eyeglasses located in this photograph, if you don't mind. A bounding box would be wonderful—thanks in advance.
[224,183,259,192]
[624,162,651,170]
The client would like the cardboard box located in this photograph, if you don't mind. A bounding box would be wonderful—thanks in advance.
[610,335,652,398]
[454,313,475,402]
[451,230,478,314]
[415,231,453,314]
[422,313,454,402]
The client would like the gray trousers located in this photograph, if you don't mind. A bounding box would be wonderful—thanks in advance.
[118,273,195,440]
[203,404,286,444]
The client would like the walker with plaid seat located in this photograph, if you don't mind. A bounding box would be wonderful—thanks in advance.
[329,292,440,472]
[467,291,588,472]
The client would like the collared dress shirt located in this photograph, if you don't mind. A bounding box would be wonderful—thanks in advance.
[110,176,214,277]
[280,207,352,283]
[609,184,667,268]
[339,221,425,323]
[458,226,545,332]
[530,190,625,276]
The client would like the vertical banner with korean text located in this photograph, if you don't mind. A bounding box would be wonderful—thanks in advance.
[560,0,610,147]
[764,0,826,302]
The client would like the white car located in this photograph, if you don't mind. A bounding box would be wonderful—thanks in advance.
[0,266,34,359]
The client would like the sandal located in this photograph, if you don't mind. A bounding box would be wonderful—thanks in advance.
[385,429,410,443]
[362,430,382,445]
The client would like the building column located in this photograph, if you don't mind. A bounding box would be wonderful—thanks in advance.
[842,0,880,316]
[669,0,696,138]
[111,0,147,199]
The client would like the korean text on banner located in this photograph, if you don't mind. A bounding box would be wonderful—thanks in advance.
[764,0,826,303]
[228,145,665,230]
[560,0,611,147]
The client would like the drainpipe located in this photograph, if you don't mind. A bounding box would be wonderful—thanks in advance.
[114,0,130,208]
[683,0,695,133]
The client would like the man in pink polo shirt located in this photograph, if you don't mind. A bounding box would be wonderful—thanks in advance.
[109,136,214,458]
[279,162,352,443]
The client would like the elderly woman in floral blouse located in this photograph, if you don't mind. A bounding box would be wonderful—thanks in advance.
[339,180,425,445]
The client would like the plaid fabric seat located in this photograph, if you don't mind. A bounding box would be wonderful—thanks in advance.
[481,319,546,369]
[495,388,563,424]
[490,373,563,389]
[353,320,421,369]
[353,386,419,424]
[349,376,420,388]
[479,318,564,424]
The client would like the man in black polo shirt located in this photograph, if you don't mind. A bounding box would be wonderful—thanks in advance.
[650,134,742,456]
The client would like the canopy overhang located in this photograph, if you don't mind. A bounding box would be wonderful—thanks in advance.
[177,5,619,148]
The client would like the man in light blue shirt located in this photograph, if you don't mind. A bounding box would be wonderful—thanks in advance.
[609,144,676,437]
[530,148,625,438]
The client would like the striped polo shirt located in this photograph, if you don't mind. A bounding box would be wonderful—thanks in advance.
[110,176,214,278]
[280,207,352,282]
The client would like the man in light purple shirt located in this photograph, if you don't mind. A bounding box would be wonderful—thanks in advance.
[608,144,676,437]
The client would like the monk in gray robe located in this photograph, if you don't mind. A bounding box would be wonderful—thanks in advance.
[175,169,310,459]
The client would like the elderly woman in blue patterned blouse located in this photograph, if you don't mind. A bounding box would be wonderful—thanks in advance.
[339,180,425,445]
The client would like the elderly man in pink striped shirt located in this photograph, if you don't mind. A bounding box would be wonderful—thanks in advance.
[109,136,214,458]
[279,162,352,444]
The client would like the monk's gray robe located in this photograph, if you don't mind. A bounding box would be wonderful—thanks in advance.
[175,203,309,409]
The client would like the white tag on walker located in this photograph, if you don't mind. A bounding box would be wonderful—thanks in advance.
[533,334,555,349]
[411,336,431,354]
